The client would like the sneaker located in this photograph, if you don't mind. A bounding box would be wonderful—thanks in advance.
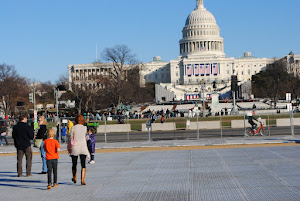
[53,183,59,187]
[38,171,47,174]
[0,144,3,147]
[47,185,52,190]
[89,160,95,164]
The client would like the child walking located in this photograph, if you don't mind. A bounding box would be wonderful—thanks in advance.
[61,126,67,144]
[43,129,61,189]
[87,127,96,164]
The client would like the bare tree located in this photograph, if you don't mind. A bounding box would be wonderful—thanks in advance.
[68,45,155,112]
[71,79,100,114]
[0,63,30,116]
[34,81,55,109]
[252,59,296,107]
[101,45,139,108]
[56,73,69,89]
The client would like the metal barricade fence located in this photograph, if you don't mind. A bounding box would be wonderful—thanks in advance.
[52,111,300,143]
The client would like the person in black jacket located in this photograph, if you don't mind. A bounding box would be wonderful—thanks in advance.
[12,115,34,177]
[36,115,48,174]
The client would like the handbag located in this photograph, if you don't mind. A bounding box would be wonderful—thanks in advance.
[67,134,75,154]
[1,132,6,137]
[71,135,75,146]
[34,139,43,148]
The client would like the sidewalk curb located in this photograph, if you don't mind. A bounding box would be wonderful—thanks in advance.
[1,138,299,155]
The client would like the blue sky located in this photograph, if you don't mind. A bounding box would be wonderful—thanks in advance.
[1,0,299,83]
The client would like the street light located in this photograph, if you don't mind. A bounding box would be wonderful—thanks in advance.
[231,75,239,115]
[194,102,199,139]
[201,83,206,116]
[55,88,61,143]
[70,66,74,90]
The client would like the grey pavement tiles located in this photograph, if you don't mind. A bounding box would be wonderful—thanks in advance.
[0,145,300,201]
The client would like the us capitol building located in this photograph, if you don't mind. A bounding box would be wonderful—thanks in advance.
[69,0,299,102]
[140,0,276,102]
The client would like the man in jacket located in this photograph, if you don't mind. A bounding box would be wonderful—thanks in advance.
[12,115,34,177]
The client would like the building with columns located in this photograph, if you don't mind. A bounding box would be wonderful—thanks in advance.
[140,0,274,102]
[68,0,298,103]
[284,50,300,77]
[68,63,130,90]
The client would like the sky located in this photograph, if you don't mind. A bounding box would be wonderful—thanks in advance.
[1,0,299,83]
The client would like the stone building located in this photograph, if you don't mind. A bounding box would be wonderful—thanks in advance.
[67,0,298,103]
[141,0,274,102]
[285,50,300,77]
[68,62,130,90]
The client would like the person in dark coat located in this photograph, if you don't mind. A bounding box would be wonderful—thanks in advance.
[12,114,34,177]
[87,127,96,164]
[36,116,48,174]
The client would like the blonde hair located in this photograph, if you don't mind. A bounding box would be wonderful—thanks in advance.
[47,129,56,138]
[39,116,48,125]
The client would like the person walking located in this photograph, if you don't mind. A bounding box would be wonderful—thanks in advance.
[0,121,9,146]
[67,119,74,135]
[87,127,96,164]
[67,119,74,144]
[61,125,67,144]
[43,129,61,190]
[12,115,34,177]
[68,115,90,185]
[36,116,48,174]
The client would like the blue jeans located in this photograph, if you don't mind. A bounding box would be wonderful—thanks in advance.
[0,134,9,145]
[61,135,66,143]
[40,141,47,172]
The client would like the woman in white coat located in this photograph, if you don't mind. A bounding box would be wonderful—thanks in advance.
[68,115,90,185]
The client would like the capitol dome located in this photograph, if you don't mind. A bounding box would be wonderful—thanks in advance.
[185,7,216,25]
[180,0,225,58]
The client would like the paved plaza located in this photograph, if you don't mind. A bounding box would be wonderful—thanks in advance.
[1,138,300,201]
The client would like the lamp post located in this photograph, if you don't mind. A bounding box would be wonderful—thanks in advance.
[195,102,199,140]
[70,66,74,90]
[55,88,61,143]
[231,75,239,115]
[31,84,38,132]
[201,83,206,116]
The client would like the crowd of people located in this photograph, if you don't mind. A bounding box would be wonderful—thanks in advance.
[11,114,96,189]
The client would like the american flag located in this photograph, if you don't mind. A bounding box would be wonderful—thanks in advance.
[186,64,192,76]
[205,64,211,75]
[200,64,205,76]
[212,63,219,75]
[194,64,199,76]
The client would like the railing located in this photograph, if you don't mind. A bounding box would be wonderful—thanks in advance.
[84,110,300,143]
[8,110,298,142]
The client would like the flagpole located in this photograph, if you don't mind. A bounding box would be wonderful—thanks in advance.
[96,43,98,63]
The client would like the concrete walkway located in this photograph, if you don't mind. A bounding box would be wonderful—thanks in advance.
[1,135,299,154]
[1,136,300,200]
